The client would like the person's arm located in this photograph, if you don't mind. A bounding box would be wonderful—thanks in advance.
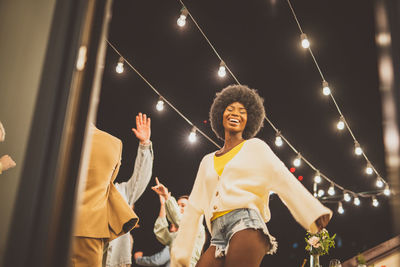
[254,139,332,233]
[135,246,170,266]
[170,158,207,267]
[154,213,177,246]
[164,196,182,227]
[116,113,154,206]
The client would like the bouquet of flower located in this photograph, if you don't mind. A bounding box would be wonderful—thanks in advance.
[305,228,336,256]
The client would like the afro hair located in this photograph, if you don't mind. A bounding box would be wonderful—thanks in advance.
[209,84,265,140]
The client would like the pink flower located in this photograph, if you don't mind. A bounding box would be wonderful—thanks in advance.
[308,236,320,247]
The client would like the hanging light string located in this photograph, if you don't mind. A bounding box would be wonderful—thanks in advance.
[174,0,389,201]
[106,39,221,149]
[285,0,387,184]
[177,0,240,84]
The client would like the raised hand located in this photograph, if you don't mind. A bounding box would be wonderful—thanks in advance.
[131,113,151,145]
[0,155,16,172]
[151,177,170,200]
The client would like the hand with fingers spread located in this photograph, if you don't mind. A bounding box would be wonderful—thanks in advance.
[151,177,170,201]
[132,112,151,145]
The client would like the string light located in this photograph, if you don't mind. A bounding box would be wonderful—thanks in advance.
[328,183,335,196]
[354,141,363,156]
[384,185,391,196]
[293,154,301,167]
[313,182,318,197]
[314,171,322,184]
[322,81,331,96]
[188,127,197,143]
[318,189,325,197]
[354,196,361,206]
[156,97,165,111]
[338,202,344,214]
[337,116,345,130]
[300,33,310,49]
[343,191,351,202]
[275,132,283,147]
[376,177,384,188]
[218,61,226,77]
[177,7,188,27]
[365,162,373,175]
[115,57,124,74]
[372,196,379,207]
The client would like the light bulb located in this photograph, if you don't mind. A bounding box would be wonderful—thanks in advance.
[328,184,335,196]
[177,15,186,27]
[177,8,188,27]
[322,81,331,96]
[188,127,197,143]
[338,202,344,214]
[354,196,361,206]
[384,185,390,196]
[314,172,322,184]
[376,177,384,188]
[218,62,226,77]
[365,163,373,175]
[301,33,310,48]
[275,133,283,147]
[116,57,124,74]
[354,141,363,156]
[372,197,379,207]
[318,189,325,197]
[156,98,164,111]
[293,154,301,167]
[337,117,345,130]
[343,192,351,202]
[313,182,318,197]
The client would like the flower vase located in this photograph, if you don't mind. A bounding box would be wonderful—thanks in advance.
[310,254,321,267]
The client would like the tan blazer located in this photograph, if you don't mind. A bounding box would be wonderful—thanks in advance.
[74,126,138,241]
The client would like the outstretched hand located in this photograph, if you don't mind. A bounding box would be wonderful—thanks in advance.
[151,177,170,201]
[132,113,151,145]
[0,155,16,172]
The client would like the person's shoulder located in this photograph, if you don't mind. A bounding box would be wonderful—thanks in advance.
[245,137,269,148]
[94,127,121,144]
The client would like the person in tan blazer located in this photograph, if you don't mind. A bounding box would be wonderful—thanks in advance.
[71,113,151,267]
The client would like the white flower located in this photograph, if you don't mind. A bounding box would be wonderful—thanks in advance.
[308,236,320,247]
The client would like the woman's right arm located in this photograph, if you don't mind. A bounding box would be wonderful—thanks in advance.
[170,157,207,267]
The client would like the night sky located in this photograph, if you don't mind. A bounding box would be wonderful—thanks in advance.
[97,0,393,265]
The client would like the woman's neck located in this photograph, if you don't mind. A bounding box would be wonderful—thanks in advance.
[217,132,244,155]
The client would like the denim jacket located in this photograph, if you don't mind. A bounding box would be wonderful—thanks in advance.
[106,142,154,267]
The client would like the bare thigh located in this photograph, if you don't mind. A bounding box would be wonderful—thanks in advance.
[196,245,224,267]
[224,229,270,267]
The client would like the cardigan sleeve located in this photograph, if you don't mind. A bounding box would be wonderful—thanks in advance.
[170,157,206,267]
[254,139,332,233]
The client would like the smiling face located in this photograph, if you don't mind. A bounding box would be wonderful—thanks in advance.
[222,102,247,135]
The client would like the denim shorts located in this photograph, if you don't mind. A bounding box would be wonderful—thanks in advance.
[210,208,278,258]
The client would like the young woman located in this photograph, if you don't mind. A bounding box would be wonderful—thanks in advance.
[170,85,332,267]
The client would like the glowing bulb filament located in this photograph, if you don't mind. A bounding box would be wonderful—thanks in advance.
[343,192,351,202]
[301,33,310,48]
[218,61,226,77]
[376,177,384,188]
[372,197,379,207]
[337,117,345,130]
[314,172,321,184]
[317,189,325,197]
[293,154,301,167]
[338,202,344,214]
[116,57,124,74]
[354,196,361,206]
[384,185,390,196]
[365,163,373,175]
[354,141,363,156]
[188,127,197,143]
[156,98,165,111]
[328,184,335,196]
[275,133,283,147]
[177,8,188,27]
[322,81,331,96]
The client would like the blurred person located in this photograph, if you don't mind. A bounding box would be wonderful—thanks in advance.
[134,246,170,267]
[151,178,205,267]
[71,113,151,267]
[170,85,332,267]
[105,113,154,267]
[0,121,16,174]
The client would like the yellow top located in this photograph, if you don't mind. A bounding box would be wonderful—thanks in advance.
[211,141,245,221]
